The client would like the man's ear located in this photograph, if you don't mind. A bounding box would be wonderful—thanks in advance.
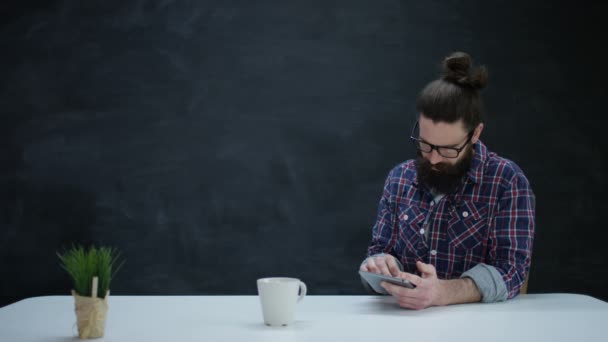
[471,123,484,144]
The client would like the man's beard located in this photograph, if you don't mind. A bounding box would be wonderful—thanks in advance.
[415,146,474,194]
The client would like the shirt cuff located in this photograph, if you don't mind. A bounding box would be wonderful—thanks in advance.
[360,253,404,294]
[461,263,509,303]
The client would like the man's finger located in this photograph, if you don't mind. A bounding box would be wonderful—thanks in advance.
[397,271,423,287]
[397,297,426,310]
[416,261,437,277]
[381,281,391,294]
[378,263,391,276]
[386,256,401,277]
[373,256,391,276]
[366,258,379,273]
[381,282,418,298]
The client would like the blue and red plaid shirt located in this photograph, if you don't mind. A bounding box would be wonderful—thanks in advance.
[367,140,535,299]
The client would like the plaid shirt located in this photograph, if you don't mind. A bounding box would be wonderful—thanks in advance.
[367,140,535,299]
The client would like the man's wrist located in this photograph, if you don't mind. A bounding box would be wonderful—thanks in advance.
[435,277,481,306]
[435,279,449,306]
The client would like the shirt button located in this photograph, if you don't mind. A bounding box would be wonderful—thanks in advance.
[430,250,437,256]
[462,211,469,218]
[420,228,425,235]
[430,201,435,207]
[404,214,409,221]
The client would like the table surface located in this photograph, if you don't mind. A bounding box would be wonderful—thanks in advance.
[1,294,607,341]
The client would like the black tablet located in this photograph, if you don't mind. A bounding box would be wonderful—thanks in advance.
[359,270,416,294]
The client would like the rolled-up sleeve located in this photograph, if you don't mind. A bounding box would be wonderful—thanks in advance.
[461,263,508,302]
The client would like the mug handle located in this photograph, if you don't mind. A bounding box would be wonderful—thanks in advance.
[297,281,307,302]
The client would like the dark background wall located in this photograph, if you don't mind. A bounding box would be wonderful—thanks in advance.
[2,0,607,307]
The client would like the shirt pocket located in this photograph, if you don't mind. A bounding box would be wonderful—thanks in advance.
[396,205,426,257]
[447,201,489,251]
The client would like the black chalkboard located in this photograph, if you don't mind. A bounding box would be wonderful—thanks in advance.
[1,0,607,307]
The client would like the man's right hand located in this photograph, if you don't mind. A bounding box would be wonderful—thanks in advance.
[360,254,401,277]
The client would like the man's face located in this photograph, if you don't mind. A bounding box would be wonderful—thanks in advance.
[414,115,483,193]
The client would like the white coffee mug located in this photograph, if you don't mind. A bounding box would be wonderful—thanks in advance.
[257,277,307,326]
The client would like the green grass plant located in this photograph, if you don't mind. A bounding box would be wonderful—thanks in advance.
[57,245,124,298]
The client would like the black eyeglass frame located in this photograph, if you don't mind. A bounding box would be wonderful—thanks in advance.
[409,121,474,159]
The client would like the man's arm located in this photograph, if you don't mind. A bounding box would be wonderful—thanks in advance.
[437,277,481,305]
[485,172,535,299]
[360,166,408,293]
[449,169,534,303]
[366,169,400,257]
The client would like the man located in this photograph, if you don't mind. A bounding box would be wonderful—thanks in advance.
[360,52,535,310]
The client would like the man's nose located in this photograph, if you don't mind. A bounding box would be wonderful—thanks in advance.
[428,149,443,165]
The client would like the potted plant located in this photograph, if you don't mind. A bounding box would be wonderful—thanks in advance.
[57,245,124,339]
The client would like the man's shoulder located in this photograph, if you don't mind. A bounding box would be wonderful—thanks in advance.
[382,160,419,194]
[387,159,417,181]
[483,151,530,188]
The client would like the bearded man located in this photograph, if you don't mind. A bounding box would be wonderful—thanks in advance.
[360,52,535,310]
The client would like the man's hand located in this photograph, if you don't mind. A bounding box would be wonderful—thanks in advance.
[381,261,446,310]
[360,254,401,277]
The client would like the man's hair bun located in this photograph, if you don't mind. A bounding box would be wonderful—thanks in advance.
[442,51,488,90]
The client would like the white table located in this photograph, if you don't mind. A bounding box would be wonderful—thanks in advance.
[1,294,607,341]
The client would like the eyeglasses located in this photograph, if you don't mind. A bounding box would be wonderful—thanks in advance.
[409,121,473,158]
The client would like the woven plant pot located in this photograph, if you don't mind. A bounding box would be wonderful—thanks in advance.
[72,290,109,339]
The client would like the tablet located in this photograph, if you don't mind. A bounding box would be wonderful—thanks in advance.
[359,270,416,294]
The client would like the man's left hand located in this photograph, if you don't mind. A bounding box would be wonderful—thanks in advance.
[381,261,446,310]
